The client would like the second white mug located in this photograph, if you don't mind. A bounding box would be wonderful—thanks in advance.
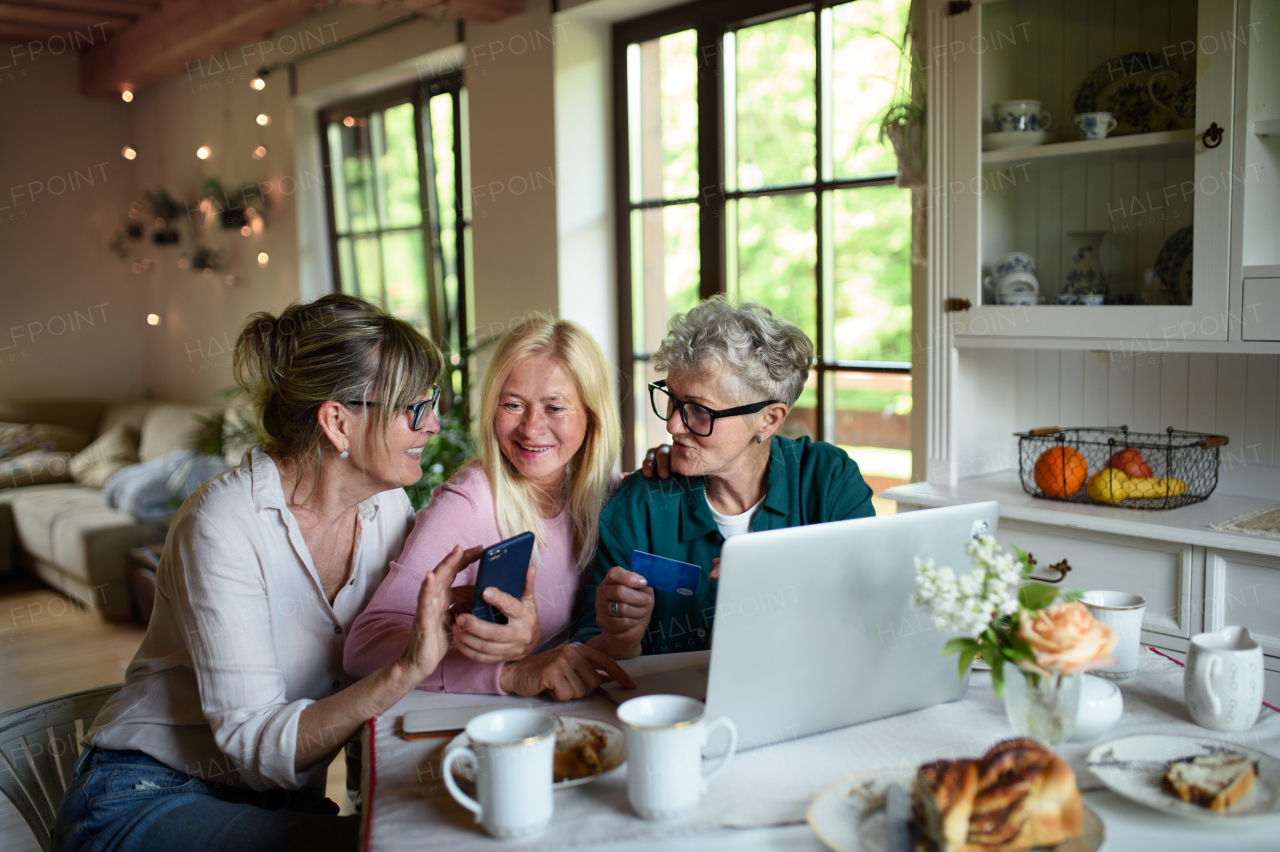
[617,694,738,820]
[1082,591,1146,680]
[442,708,556,839]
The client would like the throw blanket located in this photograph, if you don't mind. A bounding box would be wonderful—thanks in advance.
[101,450,229,522]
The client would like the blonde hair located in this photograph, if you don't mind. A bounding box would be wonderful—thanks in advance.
[233,293,445,486]
[475,314,620,569]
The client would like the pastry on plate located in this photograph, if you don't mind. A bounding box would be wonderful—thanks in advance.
[912,738,1083,852]
[1162,752,1258,813]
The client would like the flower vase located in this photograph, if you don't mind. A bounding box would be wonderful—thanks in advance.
[1003,668,1081,746]
[1063,231,1109,298]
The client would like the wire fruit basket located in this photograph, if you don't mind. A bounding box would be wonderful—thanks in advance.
[1015,426,1228,510]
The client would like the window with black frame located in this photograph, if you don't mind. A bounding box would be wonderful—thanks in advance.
[615,0,913,510]
[320,74,474,415]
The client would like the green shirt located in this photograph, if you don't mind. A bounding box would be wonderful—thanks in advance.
[571,436,875,655]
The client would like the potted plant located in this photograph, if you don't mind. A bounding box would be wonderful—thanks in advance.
[144,189,183,244]
[878,15,926,189]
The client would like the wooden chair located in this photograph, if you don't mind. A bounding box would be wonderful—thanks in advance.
[0,685,121,852]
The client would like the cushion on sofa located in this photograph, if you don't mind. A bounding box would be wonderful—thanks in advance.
[9,486,164,586]
[0,422,90,460]
[138,403,219,462]
[96,401,156,439]
[70,423,140,488]
[0,451,74,489]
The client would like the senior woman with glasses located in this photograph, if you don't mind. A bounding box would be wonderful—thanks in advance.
[55,295,474,852]
[572,297,875,658]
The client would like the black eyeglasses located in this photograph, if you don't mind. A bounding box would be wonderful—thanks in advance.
[648,380,781,437]
[345,386,441,430]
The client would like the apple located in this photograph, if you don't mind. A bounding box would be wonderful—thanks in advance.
[1107,448,1153,479]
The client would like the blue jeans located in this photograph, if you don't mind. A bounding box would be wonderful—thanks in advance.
[54,748,358,852]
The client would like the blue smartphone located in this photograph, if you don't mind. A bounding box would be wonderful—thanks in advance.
[471,531,535,624]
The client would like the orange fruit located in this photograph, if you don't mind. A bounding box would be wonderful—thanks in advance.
[1034,446,1088,498]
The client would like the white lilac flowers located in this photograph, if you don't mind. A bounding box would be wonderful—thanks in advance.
[912,535,1023,636]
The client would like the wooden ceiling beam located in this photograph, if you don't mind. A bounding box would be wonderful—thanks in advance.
[79,0,325,97]
[2,0,159,18]
[0,3,132,30]
[77,0,527,98]
[0,22,73,43]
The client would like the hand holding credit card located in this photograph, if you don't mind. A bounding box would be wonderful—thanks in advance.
[630,551,700,596]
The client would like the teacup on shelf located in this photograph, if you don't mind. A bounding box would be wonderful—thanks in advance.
[1075,111,1118,140]
[994,99,1051,132]
[994,251,1036,279]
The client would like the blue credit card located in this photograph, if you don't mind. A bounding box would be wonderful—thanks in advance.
[630,551,700,596]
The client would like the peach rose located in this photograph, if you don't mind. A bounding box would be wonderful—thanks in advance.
[1016,601,1117,676]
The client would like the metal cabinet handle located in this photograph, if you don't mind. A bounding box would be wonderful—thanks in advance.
[1202,122,1224,149]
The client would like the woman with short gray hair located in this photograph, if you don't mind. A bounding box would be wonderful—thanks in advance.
[572,296,875,658]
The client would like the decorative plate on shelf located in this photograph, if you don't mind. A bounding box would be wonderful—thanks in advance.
[1153,225,1193,306]
[1073,52,1194,135]
[1087,734,1280,822]
[806,765,1104,852]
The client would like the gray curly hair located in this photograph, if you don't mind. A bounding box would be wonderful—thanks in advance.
[653,297,814,407]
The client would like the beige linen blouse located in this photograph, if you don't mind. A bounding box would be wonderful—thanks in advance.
[90,449,413,791]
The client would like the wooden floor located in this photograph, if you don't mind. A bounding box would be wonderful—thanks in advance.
[0,570,350,850]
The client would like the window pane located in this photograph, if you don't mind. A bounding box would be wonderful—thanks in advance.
[831,0,911,178]
[734,12,815,190]
[430,94,458,348]
[337,237,357,297]
[327,123,351,233]
[351,236,383,304]
[382,231,427,331]
[629,31,699,203]
[631,204,700,354]
[832,371,912,514]
[337,118,378,234]
[633,360,670,459]
[832,185,911,361]
[379,103,423,229]
[732,193,817,343]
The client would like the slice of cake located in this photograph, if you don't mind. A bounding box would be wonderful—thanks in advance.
[1162,752,1259,813]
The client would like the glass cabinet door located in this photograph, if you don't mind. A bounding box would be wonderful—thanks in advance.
[942,0,1238,344]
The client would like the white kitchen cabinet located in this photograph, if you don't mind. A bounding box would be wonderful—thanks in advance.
[924,0,1280,349]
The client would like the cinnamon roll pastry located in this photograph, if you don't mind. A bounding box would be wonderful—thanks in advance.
[913,759,978,852]
[965,738,1083,852]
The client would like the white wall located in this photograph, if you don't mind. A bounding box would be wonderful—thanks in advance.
[0,48,146,402]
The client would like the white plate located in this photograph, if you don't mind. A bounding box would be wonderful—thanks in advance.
[806,764,1103,852]
[983,130,1048,151]
[1087,734,1280,822]
[445,715,625,789]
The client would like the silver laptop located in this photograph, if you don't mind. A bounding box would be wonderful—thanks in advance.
[604,502,999,751]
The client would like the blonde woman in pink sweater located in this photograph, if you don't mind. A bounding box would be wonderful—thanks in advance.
[345,315,633,700]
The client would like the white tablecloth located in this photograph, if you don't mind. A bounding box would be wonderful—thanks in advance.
[359,648,1280,852]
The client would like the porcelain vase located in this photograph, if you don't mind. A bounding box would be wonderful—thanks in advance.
[1003,668,1081,746]
[1064,231,1109,297]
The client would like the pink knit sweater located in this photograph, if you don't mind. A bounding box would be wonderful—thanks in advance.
[344,464,582,694]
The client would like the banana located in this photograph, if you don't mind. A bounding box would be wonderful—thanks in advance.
[1087,469,1130,503]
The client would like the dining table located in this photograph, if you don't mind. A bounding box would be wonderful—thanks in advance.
[358,647,1280,851]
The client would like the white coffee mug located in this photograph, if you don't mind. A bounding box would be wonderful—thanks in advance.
[1186,626,1265,732]
[617,694,738,820]
[442,709,556,839]
[1082,591,1146,680]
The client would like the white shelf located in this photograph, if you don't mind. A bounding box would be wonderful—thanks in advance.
[981,129,1196,169]
[1255,118,1280,138]
[1245,265,1280,278]
[883,472,1280,559]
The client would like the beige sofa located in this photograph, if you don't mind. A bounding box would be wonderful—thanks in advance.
[0,400,220,619]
